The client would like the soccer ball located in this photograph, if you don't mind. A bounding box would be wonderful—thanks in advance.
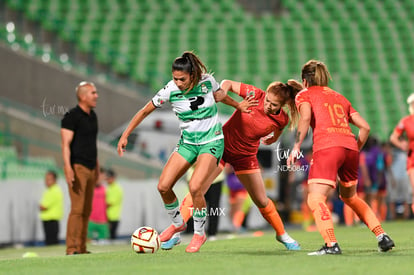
[131,226,161,253]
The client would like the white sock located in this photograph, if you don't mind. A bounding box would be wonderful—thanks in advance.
[376,233,386,242]
[165,201,184,227]
[193,208,207,236]
[277,233,295,243]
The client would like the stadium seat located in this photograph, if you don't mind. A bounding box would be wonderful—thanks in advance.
[3,0,414,140]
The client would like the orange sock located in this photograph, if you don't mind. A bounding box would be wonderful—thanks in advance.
[233,210,245,228]
[343,204,355,226]
[180,192,193,223]
[258,198,285,236]
[307,192,337,245]
[341,194,384,236]
[380,202,387,222]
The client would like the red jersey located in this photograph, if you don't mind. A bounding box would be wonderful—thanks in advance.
[223,83,289,156]
[394,115,414,151]
[295,86,358,152]
[90,184,107,223]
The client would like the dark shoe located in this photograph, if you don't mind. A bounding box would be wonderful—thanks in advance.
[66,251,80,255]
[308,243,342,256]
[378,234,395,252]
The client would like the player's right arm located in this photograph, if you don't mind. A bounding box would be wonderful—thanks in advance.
[117,101,156,156]
[389,119,409,151]
[61,128,74,187]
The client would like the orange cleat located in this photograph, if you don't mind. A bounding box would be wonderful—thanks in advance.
[185,233,207,253]
[159,223,187,242]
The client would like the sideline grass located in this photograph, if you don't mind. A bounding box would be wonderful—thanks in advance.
[0,220,412,275]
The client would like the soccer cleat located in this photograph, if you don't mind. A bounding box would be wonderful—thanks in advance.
[185,233,207,253]
[159,223,187,242]
[276,236,301,251]
[378,234,395,252]
[308,243,342,256]
[161,236,181,250]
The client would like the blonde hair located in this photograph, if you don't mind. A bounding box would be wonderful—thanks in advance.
[301,60,331,87]
[266,80,303,129]
[407,93,414,114]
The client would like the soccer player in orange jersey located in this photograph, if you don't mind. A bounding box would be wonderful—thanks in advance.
[287,60,395,255]
[161,80,303,251]
[390,93,414,216]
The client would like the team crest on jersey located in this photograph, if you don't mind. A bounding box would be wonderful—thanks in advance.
[157,97,165,105]
[201,84,208,94]
[247,91,255,97]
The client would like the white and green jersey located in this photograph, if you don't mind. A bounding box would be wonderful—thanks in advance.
[152,74,223,145]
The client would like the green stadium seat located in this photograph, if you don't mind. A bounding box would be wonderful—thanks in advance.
[3,0,414,140]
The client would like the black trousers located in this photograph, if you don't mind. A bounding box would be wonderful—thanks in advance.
[42,220,59,245]
[109,220,119,240]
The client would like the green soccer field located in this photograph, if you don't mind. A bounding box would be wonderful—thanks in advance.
[0,220,412,275]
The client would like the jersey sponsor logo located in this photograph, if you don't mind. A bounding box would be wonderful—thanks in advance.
[318,202,331,221]
[189,96,205,111]
[214,130,221,135]
[201,84,208,94]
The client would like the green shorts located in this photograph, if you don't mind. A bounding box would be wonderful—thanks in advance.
[87,221,109,240]
[175,138,224,165]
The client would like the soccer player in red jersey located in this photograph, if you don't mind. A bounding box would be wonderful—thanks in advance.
[287,60,395,255]
[390,93,414,215]
[161,79,302,251]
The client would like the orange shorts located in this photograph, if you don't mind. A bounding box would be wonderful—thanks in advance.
[308,147,359,188]
[221,149,261,175]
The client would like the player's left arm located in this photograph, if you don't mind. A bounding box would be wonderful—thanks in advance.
[261,128,283,145]
[349,112,370,150]
[287,102,311,166]
[214,80,258,112]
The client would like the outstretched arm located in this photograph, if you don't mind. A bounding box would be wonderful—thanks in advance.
[117,101,156,156]
[214,80,258,112]
[287,102,311,166]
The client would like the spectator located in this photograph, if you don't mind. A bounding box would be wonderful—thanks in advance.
[39,170,64,245]
[105,168,123,240]
[61,81,99,255]
[88,168,109,243]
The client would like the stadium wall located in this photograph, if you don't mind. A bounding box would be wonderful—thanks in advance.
[0,179,266,245]
[0,44,150,134]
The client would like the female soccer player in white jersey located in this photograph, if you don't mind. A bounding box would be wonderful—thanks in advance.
[118,51,229,252]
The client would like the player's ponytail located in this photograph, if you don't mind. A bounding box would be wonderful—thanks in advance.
[172,51,207,93]
[407,93,414,114]
[285,79,302,129]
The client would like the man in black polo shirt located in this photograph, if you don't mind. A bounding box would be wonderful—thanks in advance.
[61,81,99,255]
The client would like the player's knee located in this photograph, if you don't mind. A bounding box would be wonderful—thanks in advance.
[188,185,202,198]
[307,192,327,211]
[340,194,357,205]
[157,182,170,195]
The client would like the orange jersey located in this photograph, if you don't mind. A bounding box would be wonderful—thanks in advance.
[393,115,414,151]
[223,83,289,156]
[295,86,358,152]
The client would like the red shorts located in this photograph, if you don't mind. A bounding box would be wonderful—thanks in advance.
[308,147,359,188]
[220,149,261,175]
